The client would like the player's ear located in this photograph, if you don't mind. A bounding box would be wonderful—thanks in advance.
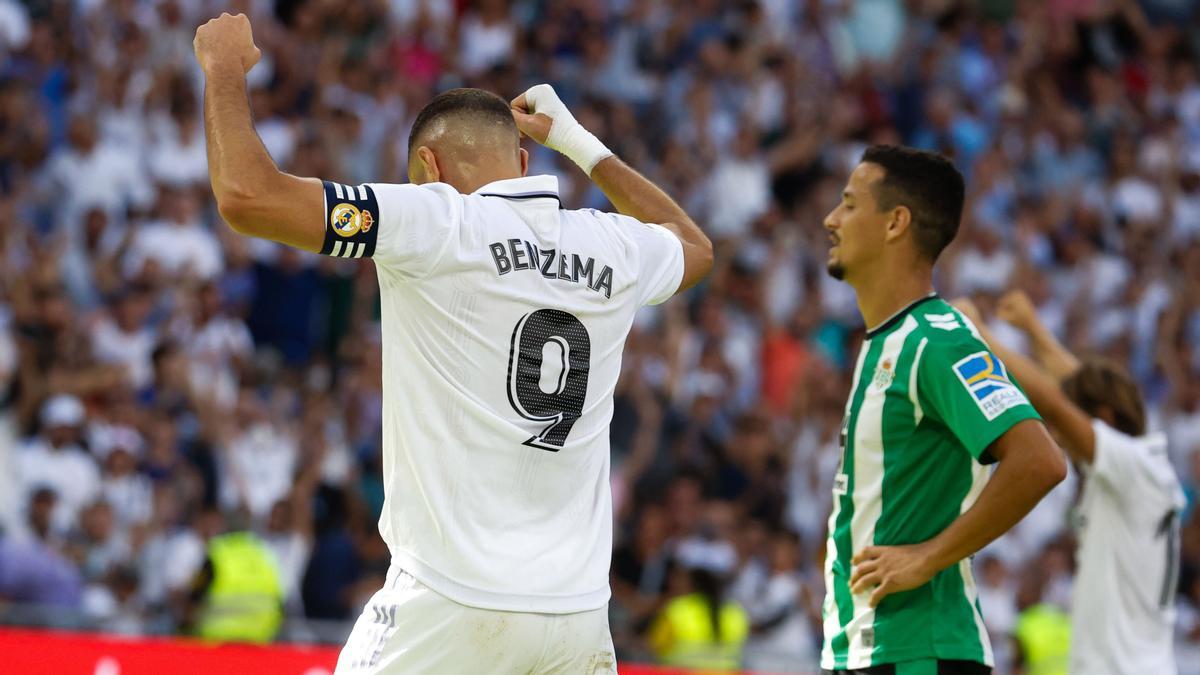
[519,147,529,177]
[885,205,912,244]
[412,146,440,184]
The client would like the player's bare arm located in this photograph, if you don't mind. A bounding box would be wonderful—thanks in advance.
[195,13,324,252]
[850,419,1066,607]
[510,85,713,292]
[588,158,713,291]
[954,296,1096,464]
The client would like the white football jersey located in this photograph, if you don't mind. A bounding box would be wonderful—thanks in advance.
[318,174,684,613]
[1070,419,1185,675]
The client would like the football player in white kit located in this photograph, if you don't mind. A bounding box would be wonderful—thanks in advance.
[195,14,713,674]
[955,292,1184,675]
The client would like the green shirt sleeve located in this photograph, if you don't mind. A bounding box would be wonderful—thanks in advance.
[916,333,1041,464]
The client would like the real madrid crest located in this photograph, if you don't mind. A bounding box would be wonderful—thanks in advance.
[330,203,375,238]
[872,358,895,389]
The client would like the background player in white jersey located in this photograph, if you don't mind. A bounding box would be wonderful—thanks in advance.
[194,13,712,674]
[956,291,1185,675]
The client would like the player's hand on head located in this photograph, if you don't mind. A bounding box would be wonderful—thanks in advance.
[996,290,1038,331]
[194,12,261,75]
[511,84,613,174]
[849,543,938,608]
[509,87,556,146]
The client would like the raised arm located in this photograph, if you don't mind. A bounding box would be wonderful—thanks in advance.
[954,297,1096,464]
[995,290,1080,380]
[510,85,713,293]
[194,13,324,252]
[588,157,712,290]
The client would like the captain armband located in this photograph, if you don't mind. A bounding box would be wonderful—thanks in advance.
[321,180,379,259]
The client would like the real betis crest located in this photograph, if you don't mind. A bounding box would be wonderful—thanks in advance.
[872,358,895,389]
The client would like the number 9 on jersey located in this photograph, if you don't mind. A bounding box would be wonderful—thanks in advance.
[506,309,592,451]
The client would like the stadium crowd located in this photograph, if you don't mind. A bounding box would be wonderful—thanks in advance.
[2,0,1200,672]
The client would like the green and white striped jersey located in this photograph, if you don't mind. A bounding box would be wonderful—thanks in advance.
[820,295,1040,670]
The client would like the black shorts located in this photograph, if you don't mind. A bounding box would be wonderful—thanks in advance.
[823,659,991,675]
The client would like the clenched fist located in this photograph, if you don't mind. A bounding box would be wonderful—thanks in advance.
[996,290,1038,332]
[509,84,612,174]
[194,13,261,75]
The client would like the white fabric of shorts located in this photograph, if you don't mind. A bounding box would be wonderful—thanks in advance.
[335,565,618,674]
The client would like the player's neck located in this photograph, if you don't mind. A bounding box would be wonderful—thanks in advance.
[853,265,935,334]
[443,160,525,194]
[456,170,524,194]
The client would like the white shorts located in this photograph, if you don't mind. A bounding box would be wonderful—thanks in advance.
[335,566,618,674]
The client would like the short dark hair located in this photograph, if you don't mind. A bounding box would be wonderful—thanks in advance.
[407,88,518,158]
[1061,357,1146,437]
[860,145,965,262]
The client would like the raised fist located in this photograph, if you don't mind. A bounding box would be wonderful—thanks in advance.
[194,13,261,75]
[996,290,1038,331]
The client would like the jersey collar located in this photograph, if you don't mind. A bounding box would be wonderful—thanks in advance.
[865,292,940,339]
[472,175,562,206]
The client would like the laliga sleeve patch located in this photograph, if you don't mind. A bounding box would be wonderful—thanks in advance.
[321,181,379,259]
[952,351,1029,421]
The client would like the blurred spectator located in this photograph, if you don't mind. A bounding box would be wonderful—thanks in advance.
[0,0,29,54]
[648,563,750,671]
[0,532,83,608]
[611,503,674,648]
[172,281,252,409]
[457,0,516,77]
[705,126,772,241]
[215,387,298,521]
[89,285,158,390]
[736,531,819,672]
[124,187,224,281]
[66,500,128,581]
[137,490,208,611]
[145,81,208,187]
[40,115,152,236]
[81,564,147,636]
[13,395,100,534]
[977,555,1019,675]
[60,207,128,311]
[94,425,154,529]
[190,529,284,644]
[260,426,323,612]
[1013,554,1072,675]
[21,486,61,547]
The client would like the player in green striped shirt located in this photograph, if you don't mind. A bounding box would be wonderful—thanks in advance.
[818,146,1067,675]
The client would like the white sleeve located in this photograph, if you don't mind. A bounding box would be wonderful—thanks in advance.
[1090,419,1179,510]
[611,214,685,306]
[1091,419,1145,484]
[320,180,462,279]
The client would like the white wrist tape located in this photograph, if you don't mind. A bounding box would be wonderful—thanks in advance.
[548,119,613,175]
[523,84,613,175]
